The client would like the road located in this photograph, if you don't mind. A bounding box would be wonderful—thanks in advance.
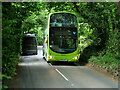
[9,46,118,88]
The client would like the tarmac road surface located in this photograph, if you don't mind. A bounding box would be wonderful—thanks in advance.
[9,46,118,89]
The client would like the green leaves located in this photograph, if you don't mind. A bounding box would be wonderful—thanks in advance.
[2,2,120,88]
[2,2,24,89]
[2,74,12,79]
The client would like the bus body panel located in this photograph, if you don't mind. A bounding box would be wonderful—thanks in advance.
[43,11,80,62]
[47,47,80,62]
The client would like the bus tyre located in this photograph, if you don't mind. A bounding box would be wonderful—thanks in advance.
[47,61,50,63]
[43,51,45,59]
[43,57,45,60]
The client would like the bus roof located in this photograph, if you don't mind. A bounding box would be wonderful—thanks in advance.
[23,34,35,37]
[49,11,77,17]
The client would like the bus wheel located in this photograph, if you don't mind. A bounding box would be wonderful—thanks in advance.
[43,57,45,60]
[43,52,45,60]
[47,61,50,63]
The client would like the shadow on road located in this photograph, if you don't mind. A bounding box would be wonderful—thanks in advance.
[50,61,77,66]
[19,55,41,64]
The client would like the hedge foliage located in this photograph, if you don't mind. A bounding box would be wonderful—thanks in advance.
[2,2,120,88]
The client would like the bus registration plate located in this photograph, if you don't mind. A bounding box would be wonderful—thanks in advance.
[60,59,67,61]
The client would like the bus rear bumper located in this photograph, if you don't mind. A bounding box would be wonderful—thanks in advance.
[48,55,79,62]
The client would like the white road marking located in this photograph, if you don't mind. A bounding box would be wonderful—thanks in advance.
[55,69,69,81]
[49,63,52,66]
[48,63,69,82]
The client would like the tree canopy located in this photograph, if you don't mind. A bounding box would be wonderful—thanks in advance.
[2,2,120,88]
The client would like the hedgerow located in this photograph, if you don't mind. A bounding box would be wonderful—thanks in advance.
[2,2,120,88]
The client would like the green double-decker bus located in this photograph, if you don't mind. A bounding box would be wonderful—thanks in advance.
[43,12,80,62]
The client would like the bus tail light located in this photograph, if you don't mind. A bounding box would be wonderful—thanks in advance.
[50,56,54,59]
[73,57,77,59]
[50,56,52,59]
[76,54,78,56]
[75,57,77,59]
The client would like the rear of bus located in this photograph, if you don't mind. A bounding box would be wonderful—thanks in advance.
[21,34,38,55]
[47,12,80,62]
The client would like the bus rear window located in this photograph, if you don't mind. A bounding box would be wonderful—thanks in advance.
[49,27,77,53]
[22,37,36,45]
